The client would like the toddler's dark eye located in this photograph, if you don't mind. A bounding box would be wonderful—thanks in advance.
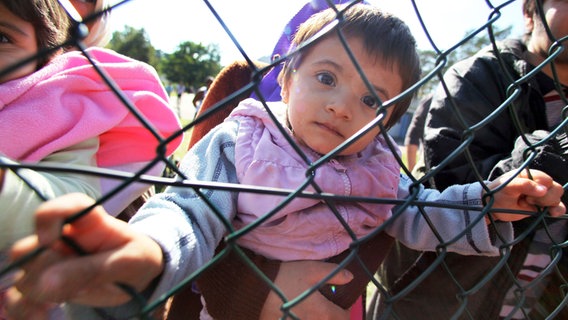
[316,72,335,86]
[0,34,9,43]
[361,95,379,109]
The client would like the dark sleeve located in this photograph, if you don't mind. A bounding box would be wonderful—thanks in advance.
[164,244,279,320]
[195,244,281,320]
[423,54,520,190]
[490,130,568,204]
[404,96,432,146]
[196,233,394,318]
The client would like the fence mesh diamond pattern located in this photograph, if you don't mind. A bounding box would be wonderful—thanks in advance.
[1,0,567,319]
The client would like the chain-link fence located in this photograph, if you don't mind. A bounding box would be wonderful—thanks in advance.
[1,0,567,319]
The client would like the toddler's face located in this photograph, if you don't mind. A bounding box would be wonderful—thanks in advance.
[0,3,38,84]
[282,35,402,156]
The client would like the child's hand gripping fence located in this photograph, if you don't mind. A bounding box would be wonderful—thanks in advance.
[1,0,567,319]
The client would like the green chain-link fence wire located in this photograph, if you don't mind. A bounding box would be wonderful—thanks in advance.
[1,0,567,319]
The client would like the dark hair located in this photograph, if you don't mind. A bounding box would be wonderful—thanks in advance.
[278,3,421,129]
[1,0,71,68]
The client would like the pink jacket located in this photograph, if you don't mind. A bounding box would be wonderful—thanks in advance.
[0,47,181,168]
[231,99,400,260]
[0,48,182,221]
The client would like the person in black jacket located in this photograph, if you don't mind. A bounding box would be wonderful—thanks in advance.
[371,0,568,319]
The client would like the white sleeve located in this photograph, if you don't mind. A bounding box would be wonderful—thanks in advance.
[0,138,101,249]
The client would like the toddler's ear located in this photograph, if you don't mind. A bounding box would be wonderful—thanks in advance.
[280,82,290,103]
[281,90,289,103]
[524,11,534,35]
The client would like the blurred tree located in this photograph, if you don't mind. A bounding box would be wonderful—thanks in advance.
[161,41,222,90]
[108,26,159,70]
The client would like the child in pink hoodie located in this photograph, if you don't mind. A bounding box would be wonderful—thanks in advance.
[0,0,182,249]
[0,2,182,317]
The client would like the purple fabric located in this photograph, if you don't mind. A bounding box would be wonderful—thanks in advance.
[252,0,369,102]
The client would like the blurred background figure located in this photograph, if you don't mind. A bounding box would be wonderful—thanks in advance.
[193,75,215,113]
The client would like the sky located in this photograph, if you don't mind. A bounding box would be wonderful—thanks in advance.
[108,0,526,66]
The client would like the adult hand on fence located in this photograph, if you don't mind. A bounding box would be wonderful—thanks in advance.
[486,169,566,222]
[259,260,353,320]
[4,193,164,318]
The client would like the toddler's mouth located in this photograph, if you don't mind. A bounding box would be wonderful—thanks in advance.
[316,122,344,138]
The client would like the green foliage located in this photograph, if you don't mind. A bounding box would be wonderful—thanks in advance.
[108,26,159,70]
[160,41,222,90]
[416,25,512,103]
[107,26,222,90]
